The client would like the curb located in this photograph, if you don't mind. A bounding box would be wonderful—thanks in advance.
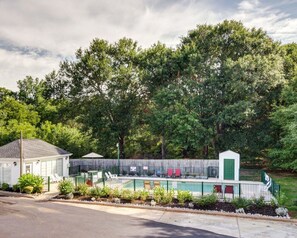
[49,199,297,224]
[0,191,35,199]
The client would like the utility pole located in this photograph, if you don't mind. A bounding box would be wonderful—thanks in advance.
[20,131,23,177]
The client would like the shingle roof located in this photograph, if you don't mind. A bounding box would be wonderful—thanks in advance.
[0,139,71,159]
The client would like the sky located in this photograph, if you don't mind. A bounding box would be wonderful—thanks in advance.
[0,0,297,91]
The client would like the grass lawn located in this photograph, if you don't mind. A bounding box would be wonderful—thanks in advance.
[269,172,297,218]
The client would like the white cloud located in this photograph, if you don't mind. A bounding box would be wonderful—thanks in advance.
[0,49,59,90]
[0,0,296,91]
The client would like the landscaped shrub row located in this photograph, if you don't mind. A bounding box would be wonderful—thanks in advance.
[0,174,44,194]
[56,181,283,217]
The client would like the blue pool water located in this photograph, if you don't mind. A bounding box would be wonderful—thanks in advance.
[123,179,239,194]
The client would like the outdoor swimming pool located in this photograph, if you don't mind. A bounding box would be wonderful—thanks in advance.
[123,179,240,194]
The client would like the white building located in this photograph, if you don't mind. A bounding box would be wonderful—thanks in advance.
[0,139,72,186]
[219,150,240,181]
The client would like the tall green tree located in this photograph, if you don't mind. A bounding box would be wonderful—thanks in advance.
[61,38,144,158]
[179,20,285,160]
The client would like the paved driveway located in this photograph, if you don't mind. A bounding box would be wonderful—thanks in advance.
[0,197,296,238]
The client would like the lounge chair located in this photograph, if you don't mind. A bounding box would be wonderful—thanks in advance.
[175,169,181,178]
[105,172,111,180]
[50,175,58,183]
[167,168,173,178]
[144,181,151,190]
[108,171,118,179]
[54,173,63,182]
[153,181,161,188]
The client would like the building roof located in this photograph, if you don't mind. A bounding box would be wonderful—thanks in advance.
[0,139,71,160]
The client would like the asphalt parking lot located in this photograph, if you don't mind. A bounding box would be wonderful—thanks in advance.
[0,196,296,238]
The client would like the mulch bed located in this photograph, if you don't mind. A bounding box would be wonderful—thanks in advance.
[55,195,278,217]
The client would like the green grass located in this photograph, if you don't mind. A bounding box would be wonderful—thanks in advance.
[269,172,297,218]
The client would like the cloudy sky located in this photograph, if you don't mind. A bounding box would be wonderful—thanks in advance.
[1,0,297,91]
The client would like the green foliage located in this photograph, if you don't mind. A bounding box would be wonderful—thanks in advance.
[153,187,165,203]
[75,183,89,196]
[177,190,193,205]
[276,192,288,207]
[120,189,134,201]
[194,193,218,207]
[90,187,101,199]
[18,174,44,193]
[12,184,20,192]
[58,180,74,195]
[232,197,253,209]
[252,196,266,208]
[1,183,9,191]
[23,186,34,194]
[161,189,175,204]
[139,190,150,201]
[109,187,121,198]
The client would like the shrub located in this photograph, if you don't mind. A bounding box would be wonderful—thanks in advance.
[252,196,266,208]
[162,189,175,204]
[12,184,20,192]
[153,187,165,203]
[232,197,253,209]
[194,193,218,207]
[120,189,133,201]
[18,174,44,193]
[90,187,101,199]
[109,187,121,198]
[23,186,34,194]
[177,190,193,205]
[100,186,111,198]
[139,190,150,201]
[132,191,141,200]
[1,183,9,191]
[58,180,74,195]
[75,183,89,196]
[33,185,44,193]
[276,192,288,207]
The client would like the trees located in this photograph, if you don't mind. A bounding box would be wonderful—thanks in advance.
[61,38,144,158]
[178,20,285,160]
[269,43,297,171]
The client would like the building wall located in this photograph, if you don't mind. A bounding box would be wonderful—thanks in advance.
[219,150,240,181]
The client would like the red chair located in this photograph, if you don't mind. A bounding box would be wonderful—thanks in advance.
[213,185,222,193]
[167,168,173,177]
[175,169,181,178]
[224,185,234,195]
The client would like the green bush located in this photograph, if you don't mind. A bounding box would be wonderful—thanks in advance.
[139,190,150,201]
[194,193,218,207]
[276,192,288,207]
[100,186,111,198]
[1,183,9,191]
[153,187,165,203]
[75,183,89,196]
[18,174,44,193]
[58,180,74,195]
[162,189,175,204]
[252,196,266,208]
[90,187,101,199]
[132,190,141,200]
[177,190,193,205]
[232,197,253,209]
[12,184,20,192]
[109,187,121,198]
[120,189,133,201]
[23,186,34,194]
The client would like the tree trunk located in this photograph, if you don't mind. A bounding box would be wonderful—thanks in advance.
[161,134,166,160]
[118,135,125,159]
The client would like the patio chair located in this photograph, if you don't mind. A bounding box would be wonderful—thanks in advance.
[54,173,63,182]
[153,181,161,188]
[108,171,118,179]
[144,181,151,190]
[213,185,222,193]
[167,168,173,178]
[224,185,234,199]
[175,169,181,178]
